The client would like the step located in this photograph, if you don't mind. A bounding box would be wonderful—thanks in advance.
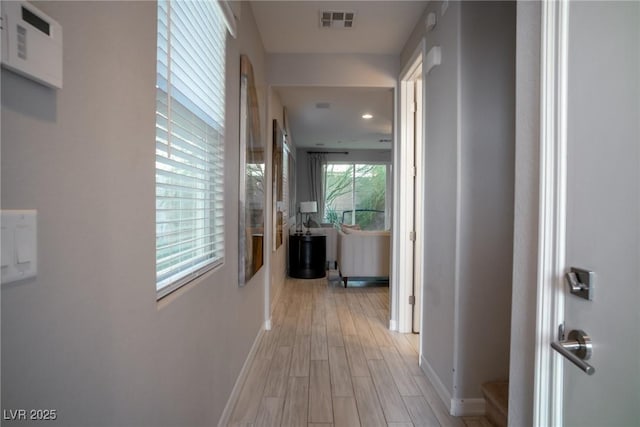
[481,381,509,427]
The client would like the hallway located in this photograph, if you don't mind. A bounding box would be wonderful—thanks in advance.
[227,277,490,426]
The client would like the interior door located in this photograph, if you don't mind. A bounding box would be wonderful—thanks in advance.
[561,2,639,425]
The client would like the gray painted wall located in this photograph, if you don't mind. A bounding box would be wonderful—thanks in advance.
[508,2,541,425]
[419,0,461,397]
[1,2,268,425]
[457,1,515,398]
[400,0,515,405]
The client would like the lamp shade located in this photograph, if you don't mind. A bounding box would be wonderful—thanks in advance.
[299,201,317,214]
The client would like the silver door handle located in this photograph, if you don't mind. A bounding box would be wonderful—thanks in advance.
[565,272,586,293]
[551,329,595,375]
[565,268,594,300]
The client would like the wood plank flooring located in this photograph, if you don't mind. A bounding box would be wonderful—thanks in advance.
[227,277,489,427]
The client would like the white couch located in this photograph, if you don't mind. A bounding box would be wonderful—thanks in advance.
[337,229,391,287]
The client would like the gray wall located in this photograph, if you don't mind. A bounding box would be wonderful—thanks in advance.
[400,0,515,405]
[1,2,268,425]
[508,2,541,425]
[417,0,461,396]
[457,1,515,398]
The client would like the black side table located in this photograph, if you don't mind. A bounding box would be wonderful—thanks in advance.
[289,234,326,279]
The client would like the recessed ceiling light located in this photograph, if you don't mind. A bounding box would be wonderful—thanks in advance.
[362,114,373,119]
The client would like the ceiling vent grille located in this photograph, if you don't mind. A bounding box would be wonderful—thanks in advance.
[315,102,331,109]
[320,11,355,29]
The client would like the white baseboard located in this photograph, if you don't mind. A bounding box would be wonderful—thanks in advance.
[389,318,398,331]
[217,325,265,427]
[419,355,486,417]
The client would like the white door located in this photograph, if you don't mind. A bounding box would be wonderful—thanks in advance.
[553,2,639,425]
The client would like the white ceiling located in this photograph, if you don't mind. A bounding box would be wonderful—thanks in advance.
[252,1,427,150]
[275,87,393,149]
[251,1,427,54]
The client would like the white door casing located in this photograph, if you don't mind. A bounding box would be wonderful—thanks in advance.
[413,77,424,334]
[533,1,569,423]
[395,39,425,334]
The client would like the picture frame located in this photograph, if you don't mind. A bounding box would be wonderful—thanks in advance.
[238,55,264,285]
[272,119,284,250]
[284,107,296,218]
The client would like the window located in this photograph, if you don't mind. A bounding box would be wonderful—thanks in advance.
[155,0,227,298]
[323,163,389,230]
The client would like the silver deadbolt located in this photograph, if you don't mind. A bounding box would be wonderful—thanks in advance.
[551,329,595,375]
[565,267,594,301]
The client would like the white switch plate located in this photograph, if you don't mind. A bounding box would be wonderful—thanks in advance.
[1,210,38,284]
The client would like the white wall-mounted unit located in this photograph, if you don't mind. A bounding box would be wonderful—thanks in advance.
[425,12,437,32]
[1,1,63,88]
[425,46,441,74]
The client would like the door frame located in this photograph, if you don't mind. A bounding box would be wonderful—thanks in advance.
[393,39,425,334]
[533,0,569,425]
[412,77,424,334]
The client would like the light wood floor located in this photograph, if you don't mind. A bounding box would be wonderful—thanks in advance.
[227,277,491,427]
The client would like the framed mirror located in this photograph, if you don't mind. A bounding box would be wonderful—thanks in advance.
[287,146,296,220]
[272,119,284,250]
[239,55,264,285]
[283,107,296,221]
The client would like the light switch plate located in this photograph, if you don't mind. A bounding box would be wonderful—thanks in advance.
[1,210,37,284]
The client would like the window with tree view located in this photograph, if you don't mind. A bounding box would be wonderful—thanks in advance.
[323,163,389,230]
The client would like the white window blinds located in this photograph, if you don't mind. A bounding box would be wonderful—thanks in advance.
[156,0,226,297]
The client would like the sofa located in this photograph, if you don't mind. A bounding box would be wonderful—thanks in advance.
[337,228,391,287]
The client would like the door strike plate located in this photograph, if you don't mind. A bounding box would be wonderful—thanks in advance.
[565,267,595,301]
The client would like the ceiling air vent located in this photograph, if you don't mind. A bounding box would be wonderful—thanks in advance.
[320,11,355,29]
[315,102,331,109]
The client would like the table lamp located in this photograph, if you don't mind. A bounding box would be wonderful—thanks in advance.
[299,201,318,235]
